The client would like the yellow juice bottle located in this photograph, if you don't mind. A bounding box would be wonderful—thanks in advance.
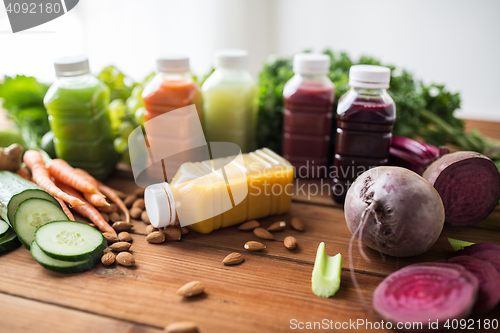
[144,148,294,233]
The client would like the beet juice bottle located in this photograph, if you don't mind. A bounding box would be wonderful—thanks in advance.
[282,53,334,177]
[332,65,395,203]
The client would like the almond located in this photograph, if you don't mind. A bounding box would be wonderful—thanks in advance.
[124,194,137,208]
[112,221,133,232]
[146,231,165,244]
[267,221,286,232]
[109,211,121,222]
[141,210,150,224]
[102,232,118,244]
[101,212,110,223]
[284,236,297,250]
[132,198,145,210]
[115,189,127,200]
[290,217,305,231]
[101,252,115,266]
[238,220,260,231]
[177,281,205,297]
[97,205,114,213]
[146,225,158,234]
[223,252,244,265]
[103,247,112,254]
[164,226,182,241]
[164,322,199,333]
[244,241,266,251]
[109,241,131,252]
[116,252,135,266]
[130,207,142,219]
[253,227,274,240]
[180,227,189,235]
[134,187,145,198]
[118,232,133,242]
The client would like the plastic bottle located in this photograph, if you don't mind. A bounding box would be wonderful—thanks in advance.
[44,56,117,180]
[144,148,294,234]
[202,49,257,153]
[282,53,335,177]
[332,65,396,203]
[142,56,203,179]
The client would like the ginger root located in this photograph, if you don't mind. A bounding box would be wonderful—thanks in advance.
[0,144,23,172]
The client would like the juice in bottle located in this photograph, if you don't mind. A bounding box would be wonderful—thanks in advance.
[44,56,117,180]
[144,148,294,234]
[142,56,203,179]
[202,49,257,153]
[332,65,396,203]
[282,53,334,177]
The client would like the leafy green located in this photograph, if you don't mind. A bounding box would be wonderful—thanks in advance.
[97,65,138,101]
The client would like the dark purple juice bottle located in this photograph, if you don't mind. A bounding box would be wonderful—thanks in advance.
[332,65,395,203]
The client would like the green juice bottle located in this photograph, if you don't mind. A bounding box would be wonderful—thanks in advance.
[44,56,117,180]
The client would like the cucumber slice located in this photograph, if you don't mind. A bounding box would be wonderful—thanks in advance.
[35,221,106,261]
[30,241,100,274]
[0,228,21,252]
[0,220,9,238]
[14,198,69,249]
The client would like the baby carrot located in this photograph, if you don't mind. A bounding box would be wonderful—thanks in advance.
[48,159,99,194]
[55,198,75,221]
[23,150,85,207]
[84,192,110,207]
[55,181,116,235]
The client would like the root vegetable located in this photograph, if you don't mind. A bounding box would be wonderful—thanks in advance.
[345,166,444,257]
[0,144,23,172]
[423,151,500,226]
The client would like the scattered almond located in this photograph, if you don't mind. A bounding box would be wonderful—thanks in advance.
[141,210,150,224]
[164,322,199,333]
[134,187,145,198]
[109,211,121,222]
[177,281,205,297]
[132,198,145,210]
[290,217,305,232]
[253,227,274,240]
[101,212,110,223]
[223,252,244,265]
[238,220,260,231]
[116,252,135,266]
[112,221,133,232]
[118,232,133,242]
[101,252,115,266]
[284,236,297,250]
[130,207,142,219]
[164,226,182,241]
[103,247,112,254]
[97,205,114,213]
[110,203,118,213]
[102,232,118,244]
[267,221,286,232]
[244,241,266,252]
[109,241,131,252]
[180,227,189,235]
[146,225,158,234]
[146,231,165,244]
[124,194,137,208]
[114,189,127,200]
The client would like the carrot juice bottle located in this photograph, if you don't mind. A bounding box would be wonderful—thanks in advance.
[141,56,203,178]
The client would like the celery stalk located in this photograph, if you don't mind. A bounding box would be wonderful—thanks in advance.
[311,242,342,298]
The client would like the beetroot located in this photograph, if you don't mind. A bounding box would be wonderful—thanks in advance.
[373,263,478,325]
[454,243,500,257]
[423,151,500,226]
[448,255,500,312]
[345,166,445,257]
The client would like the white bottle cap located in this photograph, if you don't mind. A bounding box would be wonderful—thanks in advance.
[144,183,176,228]
[214,49,248,70]
[54,55,90,77]
[293,53,330,75]
[157,56,190,73]
[349,65,391,89]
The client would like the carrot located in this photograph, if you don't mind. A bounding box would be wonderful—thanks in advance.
[56,198,75,221]
[16,167,31,181]
[84,192,110,207]
[23,150,85,207]
[48,159,99,194]
[55,181,116,235]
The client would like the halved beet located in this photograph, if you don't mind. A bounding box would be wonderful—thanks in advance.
[373,263,478,325]
[468,250,500,275]
[454,243,500,257]
[423,151,500,226]
[448,255,500,312]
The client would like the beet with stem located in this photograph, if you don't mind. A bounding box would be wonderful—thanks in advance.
[423,151,500,226]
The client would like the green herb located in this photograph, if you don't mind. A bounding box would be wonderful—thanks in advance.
[448,238,475,251]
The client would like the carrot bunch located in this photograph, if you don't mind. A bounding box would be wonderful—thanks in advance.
[23,150,130,235]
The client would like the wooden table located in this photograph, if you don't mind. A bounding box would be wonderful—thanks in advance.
[0,120,499,332]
